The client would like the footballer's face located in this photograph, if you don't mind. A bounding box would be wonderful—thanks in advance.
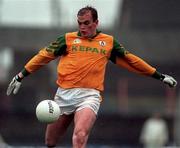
[77,11,98,38]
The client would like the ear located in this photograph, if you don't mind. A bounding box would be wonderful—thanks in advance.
[94,20,99,26]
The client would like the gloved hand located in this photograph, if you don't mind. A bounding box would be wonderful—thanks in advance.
[7,75,22,95]
[161,74,177,87]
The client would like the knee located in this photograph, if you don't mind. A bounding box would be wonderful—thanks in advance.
[72,130,88,144]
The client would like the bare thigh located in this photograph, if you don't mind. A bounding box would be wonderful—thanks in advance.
[45,114,74,144]
[73,108,97,138]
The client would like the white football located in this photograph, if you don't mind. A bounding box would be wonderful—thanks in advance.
[36,100,60,123]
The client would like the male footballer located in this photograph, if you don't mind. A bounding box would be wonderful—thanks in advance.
[7,6,177,148]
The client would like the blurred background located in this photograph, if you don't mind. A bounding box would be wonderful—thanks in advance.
[0,0,180,147]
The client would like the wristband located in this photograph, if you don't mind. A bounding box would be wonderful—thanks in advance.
[152,71,164,80]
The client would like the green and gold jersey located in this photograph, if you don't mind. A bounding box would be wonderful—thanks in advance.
[24,31,156,91]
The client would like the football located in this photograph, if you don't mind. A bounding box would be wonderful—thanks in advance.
[36,100,61,123]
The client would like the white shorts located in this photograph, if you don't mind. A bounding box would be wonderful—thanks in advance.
[54,87,101,115]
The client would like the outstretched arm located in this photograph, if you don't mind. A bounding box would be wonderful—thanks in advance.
[116,53,177,87]
[6,48,58,95]
[110,38,177,88]
[115,53,156,76]
[7,35,67,95]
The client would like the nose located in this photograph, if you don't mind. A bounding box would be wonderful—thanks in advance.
[79,24,86,30]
